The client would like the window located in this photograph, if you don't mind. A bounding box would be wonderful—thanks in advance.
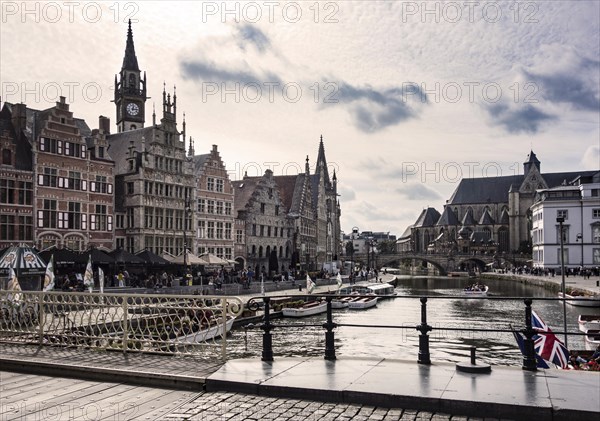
[39,199,57,228]
[593,209,600,219]
[207,221,215,239]
[0,179,15,203]
[126,208,134,228]
[225,223,232,240]
[594,248,600,264]
[0,215,15,240]
[2,149,11,165]
[260,225,264,236]
[175,210,183,230]
[197,199,205,213]
[39,168,57,187]
[207,200,215,214]
[236,229,243,243]
[67,171,82,190]
[155,208,163,229]
[198,221,206,239]
[98,146,105,158]
[145,207,154,228]
[91,175,112,194]
[116,214,124,229]
[557,210,568,220]
[216,179,224,192]
[18,216,33,241]
[165,209,173,229]
[225,248,232,260]
[275,205,279,216]
[557,248,569,265]
[267,226,271,237]
[207,177,214,191]
[18,182,32,205]
[593,226,600,244]
[225,202,232,215]
[67,202,81,229]
[64,236,83,251]
[556,225,569,243]
[216,222,223,239]
[260,203,265,214]
[91,204,109,231]
[252,224,257,236]
[127,182,134,194]
[216,201,223,215]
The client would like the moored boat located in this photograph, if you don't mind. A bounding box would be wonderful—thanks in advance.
[175,316,235,343]
[558,292,600,308]
[584,329,600,350]
[282,301,327,317]
[348,295,378,310]
[331,296,354,309]
[578,314,600,333]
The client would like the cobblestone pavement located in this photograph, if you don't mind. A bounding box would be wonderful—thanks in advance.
[159,391,505,421]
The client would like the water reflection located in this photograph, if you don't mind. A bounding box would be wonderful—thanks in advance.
[227,275,600,367]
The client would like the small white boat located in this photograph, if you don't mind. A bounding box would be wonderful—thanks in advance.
[331,296,354,309]
[578,315,600,333]
[365,283,397,298]
[559,292,600,308]
[175,316,235,343]
[282,301,327,317]
[462,284,489,296]
[348,295,378,310]
[584,329,600,350]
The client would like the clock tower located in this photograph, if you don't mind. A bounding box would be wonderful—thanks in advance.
[114,20,147,132]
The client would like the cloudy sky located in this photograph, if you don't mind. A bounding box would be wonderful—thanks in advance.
[1,1,599,236]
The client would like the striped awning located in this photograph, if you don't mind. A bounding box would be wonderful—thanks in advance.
[0,246,47,277]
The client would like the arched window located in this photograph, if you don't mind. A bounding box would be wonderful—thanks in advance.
[129,124,137,130]
[128,73,136,88]
[266,246,271,257]
[285,245,290,258]
[258,246,263,258]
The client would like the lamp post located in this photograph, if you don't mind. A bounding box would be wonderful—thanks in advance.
[352,227,359,283]
[183,194,192,286]
[557,216,568,349]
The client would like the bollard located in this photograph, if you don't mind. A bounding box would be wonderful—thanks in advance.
[456,346,491,373]
[416,297,432,364]
[324,296,336,360]
[261,297,274,362]
[470,346,476,365]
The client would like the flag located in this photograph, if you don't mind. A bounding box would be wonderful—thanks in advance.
[531,310,570,369]
[511,327,550,369]
[43,255,55,291]
[83,255,94,292]
[98,267,105,294]
[7,267,22,304]
[306,274,315,294]
[336,273,343,290]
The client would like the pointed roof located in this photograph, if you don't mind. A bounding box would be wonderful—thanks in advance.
[315,135,331,187]
[499,208,509,225]
[413,207,441,228]
[525,150,540,166]
[479,209,495,225]
[122,20,140,71]
[461,208,477,226]
[436,206,460,226]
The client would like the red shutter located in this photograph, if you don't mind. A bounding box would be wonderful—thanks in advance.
[82,180,87,191]
[37,210,44,227]
[108,215,113,231]
[108,184,113,194]
[82,214,87,230]
[38,174,44,185]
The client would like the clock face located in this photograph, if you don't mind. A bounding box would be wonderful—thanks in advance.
[126,102,140,116]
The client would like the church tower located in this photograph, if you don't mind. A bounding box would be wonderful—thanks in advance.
[114,20,147,133]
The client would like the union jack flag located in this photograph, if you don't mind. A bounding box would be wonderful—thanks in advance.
[531,310,570,368]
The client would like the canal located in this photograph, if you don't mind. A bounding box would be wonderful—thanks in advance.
[227,276,600,366]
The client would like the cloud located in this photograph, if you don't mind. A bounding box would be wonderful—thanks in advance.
[237,24,271,54]
[396,183,442,201]
[582,145,600,169]
[180,60,282,85]
[338,185,356,201]
[485,103,556,134]
[329,82,426,133]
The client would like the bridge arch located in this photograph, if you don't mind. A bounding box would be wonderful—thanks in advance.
[378,255,447,275]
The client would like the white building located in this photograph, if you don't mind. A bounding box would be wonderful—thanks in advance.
[531,173,600,270]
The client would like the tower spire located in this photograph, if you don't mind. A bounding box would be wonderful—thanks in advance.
[122,19,140,71]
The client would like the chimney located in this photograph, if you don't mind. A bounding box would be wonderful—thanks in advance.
[11,103,27,134]
[99,115,110,134]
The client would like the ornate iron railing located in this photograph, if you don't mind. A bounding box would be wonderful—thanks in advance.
[0,291,244,359]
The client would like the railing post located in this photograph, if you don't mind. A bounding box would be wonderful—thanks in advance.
[221,298,228,360]
[324,296,336,360]
[416,297,432,364]
[522,298,537,371]
[261,297,273,361]
[38,292,45,346]
[122,297,129,353]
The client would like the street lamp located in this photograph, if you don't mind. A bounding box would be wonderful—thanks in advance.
[557,216,568,349]
[351,227,359,283]
[183,193,192,286]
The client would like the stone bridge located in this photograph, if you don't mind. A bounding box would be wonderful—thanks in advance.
[352,252,525,275]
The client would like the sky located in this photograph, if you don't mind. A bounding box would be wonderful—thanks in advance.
[1,1,599,237]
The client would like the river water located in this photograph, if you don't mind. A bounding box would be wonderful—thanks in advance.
[226,276,600,367]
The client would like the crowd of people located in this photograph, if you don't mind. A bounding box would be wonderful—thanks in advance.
[569,345,600,371]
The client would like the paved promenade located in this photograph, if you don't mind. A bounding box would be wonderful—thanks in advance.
[2,272,599,420]
[480,271,600,296]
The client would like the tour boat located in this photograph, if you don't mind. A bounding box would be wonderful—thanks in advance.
[584,329,600,350]
[558,292,600,308]
[348,295,378,310]
[462,284,489,296]
[331,296,354,309]
[282,301,327,318]
[175,315,235,343]
[578,314,600,333]
[339,283,397,299]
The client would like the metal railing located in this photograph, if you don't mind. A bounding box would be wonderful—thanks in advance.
[246,294,599,370]
[0,291,244,360]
